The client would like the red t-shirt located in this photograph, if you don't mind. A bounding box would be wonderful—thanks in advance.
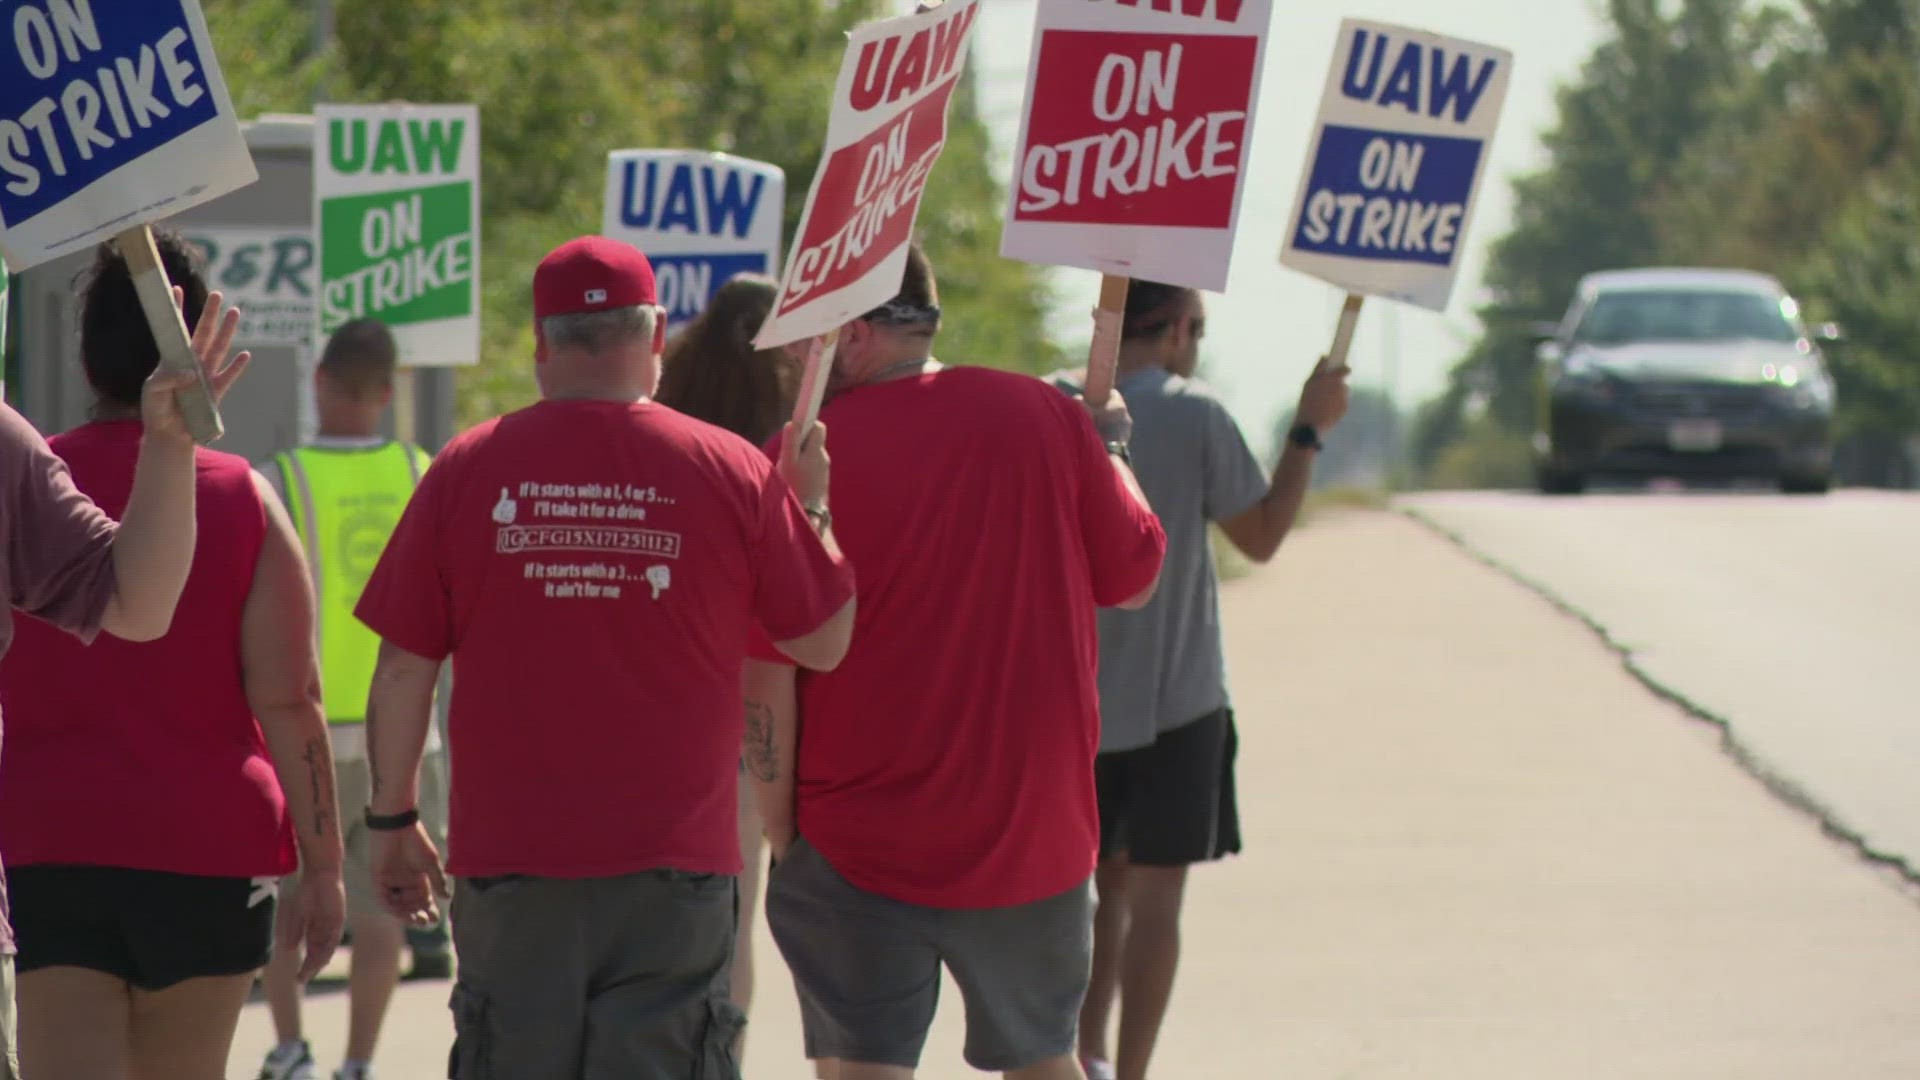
[355,399,852,879]
[0,421,294,881]
[764,367,1165,909]
[0,406,121,955]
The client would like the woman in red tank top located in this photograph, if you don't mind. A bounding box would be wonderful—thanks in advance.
[0,231,346,1080]
[655,274,814,1073]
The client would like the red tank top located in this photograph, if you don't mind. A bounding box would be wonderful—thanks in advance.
[0,421,294,878]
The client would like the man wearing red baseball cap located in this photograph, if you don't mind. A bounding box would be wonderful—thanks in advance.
[353,236,857,1079]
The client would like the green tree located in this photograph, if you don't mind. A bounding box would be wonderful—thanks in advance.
[1639,0,1920,480]
[203,1,1058,425]
[1410,0,1803,485]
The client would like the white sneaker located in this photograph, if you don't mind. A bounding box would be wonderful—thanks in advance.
[1080,1056,1118,1080]
[258,1041,316,1080]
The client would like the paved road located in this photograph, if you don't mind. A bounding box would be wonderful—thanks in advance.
[1406,490,1920,874]
[230,510,1920,1077]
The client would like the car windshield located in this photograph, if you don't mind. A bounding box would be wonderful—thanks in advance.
[1572,289,1801,346]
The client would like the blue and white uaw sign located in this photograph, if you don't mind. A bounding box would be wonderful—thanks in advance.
[602,150,785,335]
[0,0,256,271]
[1281,19,1511,312]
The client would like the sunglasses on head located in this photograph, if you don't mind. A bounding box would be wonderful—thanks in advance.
[861,298,942,326]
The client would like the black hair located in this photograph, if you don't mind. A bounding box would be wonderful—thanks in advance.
[897,242,937,309]
[1121,280,1198,342]
[79,227,209,408]
[320,318,400,397]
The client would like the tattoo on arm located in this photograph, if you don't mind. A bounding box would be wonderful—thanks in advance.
[744,700,778,782]
[302,736,335,838]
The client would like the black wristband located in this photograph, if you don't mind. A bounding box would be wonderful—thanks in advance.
[1106,441,1132,465]
[365,806,420,832]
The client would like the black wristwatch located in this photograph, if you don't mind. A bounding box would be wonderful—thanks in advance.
[365,807,420,832]
[803,501,832,533]
[1289,423,1323,452]
[1106,441,1132,465]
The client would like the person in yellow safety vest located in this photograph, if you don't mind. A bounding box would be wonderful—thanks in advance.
[256,319,449,1080]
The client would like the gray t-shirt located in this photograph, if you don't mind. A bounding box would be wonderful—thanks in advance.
[1051,367,1267,753]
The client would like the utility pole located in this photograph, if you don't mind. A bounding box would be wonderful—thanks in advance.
[313,0,334,102]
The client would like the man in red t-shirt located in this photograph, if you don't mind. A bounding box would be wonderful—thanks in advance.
[754,246,1167,1080]
[352,236,856,1080]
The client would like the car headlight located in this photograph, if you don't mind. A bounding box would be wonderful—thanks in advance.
[1555,371,1619,405]
[1769,364,1833,408]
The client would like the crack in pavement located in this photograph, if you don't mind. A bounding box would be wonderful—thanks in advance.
[1401,503,1920,904]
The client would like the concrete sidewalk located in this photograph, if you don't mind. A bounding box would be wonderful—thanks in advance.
[230,510,1920,1077]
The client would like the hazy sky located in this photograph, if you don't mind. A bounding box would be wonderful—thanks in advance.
[902,0,1606,454]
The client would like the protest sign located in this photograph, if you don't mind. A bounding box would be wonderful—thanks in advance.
[1001,0,1273,294]
[1002,0,1271,407]
[756,0,981,354]
[602,150,783,336]
[1281,19,1512,366]
[756,0,982,445]
[0,0,256,271]
[0,0,256,443]
[314,104,480,368]
[183,228,315,348]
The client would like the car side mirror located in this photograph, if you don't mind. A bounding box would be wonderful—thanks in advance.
[1535,339,1564,365]
[1815,322,1843,343]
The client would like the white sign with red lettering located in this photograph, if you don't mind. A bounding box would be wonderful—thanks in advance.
[753,0,982,350]
[1000,0,1273,293]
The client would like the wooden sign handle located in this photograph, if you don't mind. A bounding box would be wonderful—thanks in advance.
[1327,292,1364,373]
[1084,274,1131,409]
[786,327,841,462]
[114,225,224,445]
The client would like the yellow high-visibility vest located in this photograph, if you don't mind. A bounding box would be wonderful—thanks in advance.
[273,441,430,725]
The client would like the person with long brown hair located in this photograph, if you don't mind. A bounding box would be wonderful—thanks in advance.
[658,275,799,447]
[656,273,812,1071]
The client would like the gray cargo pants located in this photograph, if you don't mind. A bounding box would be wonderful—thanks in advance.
[447,870,743,1080]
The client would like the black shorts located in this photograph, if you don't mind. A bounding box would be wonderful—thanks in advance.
[1097,708,1242,867]
[8,866,276,991]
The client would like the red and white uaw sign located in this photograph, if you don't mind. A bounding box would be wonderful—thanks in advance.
[1000,0,1274,293]
[754,0,981,351]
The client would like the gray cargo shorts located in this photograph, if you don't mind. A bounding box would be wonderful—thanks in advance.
[766,837,1094,1072]
[447,869,744,1080]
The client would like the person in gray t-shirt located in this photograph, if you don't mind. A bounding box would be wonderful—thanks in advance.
[1052,281,1348,1080]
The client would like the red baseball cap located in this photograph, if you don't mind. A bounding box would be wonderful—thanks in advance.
[532,236,659,361]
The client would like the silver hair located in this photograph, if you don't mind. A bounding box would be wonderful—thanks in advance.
[540,305,659,357]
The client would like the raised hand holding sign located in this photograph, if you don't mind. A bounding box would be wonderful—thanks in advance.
[0,0,260,443]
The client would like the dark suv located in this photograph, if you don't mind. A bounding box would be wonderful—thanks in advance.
[1532,269,1837,494]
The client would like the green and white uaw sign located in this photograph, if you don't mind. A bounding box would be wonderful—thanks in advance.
[314,104,480,367]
